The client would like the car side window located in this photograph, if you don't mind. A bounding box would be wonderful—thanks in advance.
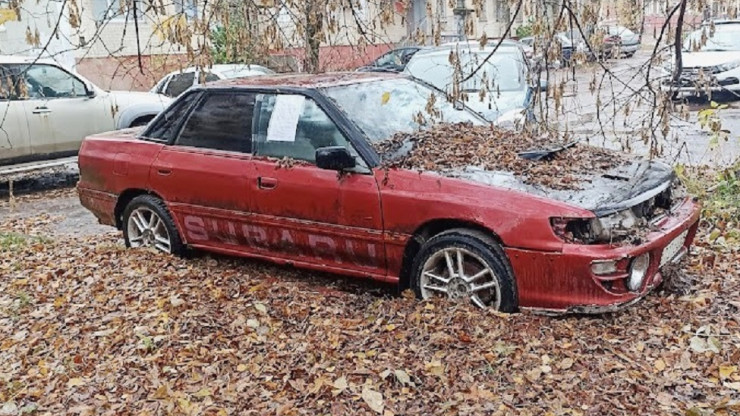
[252,94,357,163]
[144,91,200,142]
[375,50,402,67]
[165,73,195,97]
[175,92,255,153]
[204,72,220,83]
[0,66,16,100]
[22,64,86,99]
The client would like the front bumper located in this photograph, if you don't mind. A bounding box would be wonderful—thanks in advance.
[506,197,701,313]
[659,72,740,94]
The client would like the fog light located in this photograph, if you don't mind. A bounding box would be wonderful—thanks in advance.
[591,260,618,275]
[627,253,651,291]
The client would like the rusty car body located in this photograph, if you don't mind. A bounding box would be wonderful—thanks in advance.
[77,72,701,313]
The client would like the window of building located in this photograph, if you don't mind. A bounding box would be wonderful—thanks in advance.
[174,0,198,19]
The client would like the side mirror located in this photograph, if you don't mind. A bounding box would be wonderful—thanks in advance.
[539,79,548,92]
[316,146,356,171]
[85,84,96,98]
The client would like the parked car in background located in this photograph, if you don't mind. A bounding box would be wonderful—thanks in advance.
[77,72,701,313]
[151,64,275,98]
[556,31,595,64]
[599,23,641,57]
[0,55,170,166]
[660,20,740,98]
[357,47,422,72]
[404,40,538,126]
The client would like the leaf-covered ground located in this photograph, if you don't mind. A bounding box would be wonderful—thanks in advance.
[1,189,739,416]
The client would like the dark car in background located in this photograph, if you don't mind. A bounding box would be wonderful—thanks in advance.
[357,47,422,72]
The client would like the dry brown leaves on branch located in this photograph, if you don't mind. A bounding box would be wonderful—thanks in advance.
[1,191,739,415]
[374,123,629,190]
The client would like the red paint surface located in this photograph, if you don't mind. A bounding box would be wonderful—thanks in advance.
[78,129,702,312]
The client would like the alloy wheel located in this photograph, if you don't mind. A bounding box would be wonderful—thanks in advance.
[419,247,501,309]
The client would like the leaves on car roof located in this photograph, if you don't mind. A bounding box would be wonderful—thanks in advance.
[374,123,629,190]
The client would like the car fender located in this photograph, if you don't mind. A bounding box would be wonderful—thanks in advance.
[115,102,168,129]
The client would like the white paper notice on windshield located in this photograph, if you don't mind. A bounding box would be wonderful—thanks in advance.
[266,95,305,142]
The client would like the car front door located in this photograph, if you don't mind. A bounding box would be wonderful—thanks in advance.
[17,63,113,157]
[0,65,32,164]
[148,90,257,252]
[248,93,386,277]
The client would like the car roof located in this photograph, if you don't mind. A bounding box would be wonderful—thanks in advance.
[163,63,271,77]
[0,55,58,65]
[708,19,740,25]
[411,41,520,59]
[205,71,407,89]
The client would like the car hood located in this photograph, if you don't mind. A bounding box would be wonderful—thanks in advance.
[676,51,740,68]
[108,90,172,109]
[464,90,528,122]
[444,159,675,216]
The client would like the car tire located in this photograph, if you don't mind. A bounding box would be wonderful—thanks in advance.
[410,228,518,312]
[122,195,185,256]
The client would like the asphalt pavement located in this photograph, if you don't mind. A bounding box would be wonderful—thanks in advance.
[545,47,740,167]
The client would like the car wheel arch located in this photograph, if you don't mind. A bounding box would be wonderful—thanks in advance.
[114,189,166,229]
[397,219,506,292]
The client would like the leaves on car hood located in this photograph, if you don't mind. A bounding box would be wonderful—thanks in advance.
[375,123,629,190]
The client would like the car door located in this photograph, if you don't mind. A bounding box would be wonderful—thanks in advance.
[17,63,113,157]
[0,65,32,164]
[249,93,386,277]
[148,90,256,252]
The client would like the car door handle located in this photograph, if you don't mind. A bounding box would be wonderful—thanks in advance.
[156,169,172,176]
[32,107,52,114]
[258,177,277,189]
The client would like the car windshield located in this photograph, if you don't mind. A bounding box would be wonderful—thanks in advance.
[321,78,485,143]
[685,26,740,51]
[406,50,524,94]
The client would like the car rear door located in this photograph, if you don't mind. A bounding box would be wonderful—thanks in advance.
[148,90,256,252]
[0,65,32,164]
[248,92,386,277]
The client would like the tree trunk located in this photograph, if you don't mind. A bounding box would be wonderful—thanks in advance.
[671,0,687,84]
[305,0,323,73]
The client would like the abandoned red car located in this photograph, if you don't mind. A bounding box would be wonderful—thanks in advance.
[77,72,701,313]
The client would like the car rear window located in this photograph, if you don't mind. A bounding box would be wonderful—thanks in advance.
[144,91,200,142]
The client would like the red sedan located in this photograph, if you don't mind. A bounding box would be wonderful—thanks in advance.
[77,72,700,313]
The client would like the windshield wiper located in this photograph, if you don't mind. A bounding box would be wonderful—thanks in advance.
[518,141,578,161]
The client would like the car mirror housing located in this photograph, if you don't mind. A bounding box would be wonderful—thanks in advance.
[315,146,356,171]
[85,84,96,98]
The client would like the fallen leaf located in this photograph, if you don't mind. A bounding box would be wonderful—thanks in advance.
[362,387,384,414]
[720,365,737,379]
[332,376,348,396]
[558,358,574,370]
[170,295,185,307]
[655,359,666,372]
[67,378,84,388]
[394,369,411,386]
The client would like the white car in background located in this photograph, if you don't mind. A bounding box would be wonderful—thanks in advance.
[661,20,740,98]
[403,40,538,127]
[151,64,275,98]
[0,55,171,166]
